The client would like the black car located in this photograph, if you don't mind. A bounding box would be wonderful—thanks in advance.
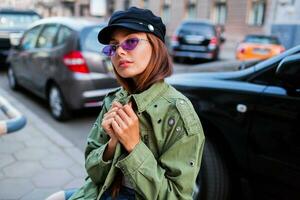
[167,46,300,200]
[7,17,118,121]
[0,9,41,68]
[171,20,225,62]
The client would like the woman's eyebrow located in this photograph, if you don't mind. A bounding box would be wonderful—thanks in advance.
[109,39,118,44]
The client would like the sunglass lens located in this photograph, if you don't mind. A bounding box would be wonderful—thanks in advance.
[122,38,139,50]
[102,45,114,57]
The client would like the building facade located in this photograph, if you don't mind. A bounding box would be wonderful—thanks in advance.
[2,0,299,50]
[111,0,274,52]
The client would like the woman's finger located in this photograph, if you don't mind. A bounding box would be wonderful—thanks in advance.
[111,120,122,136]
[104,111,120,121]
[123,104,137,119]
[112,101,123,108]
[103,108,118,118]
[114,115,127,129]
[117,109,131,125]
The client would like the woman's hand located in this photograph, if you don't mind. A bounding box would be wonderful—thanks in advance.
[102,101,123,161]
[111,102,141,153]
[102,101,123,144]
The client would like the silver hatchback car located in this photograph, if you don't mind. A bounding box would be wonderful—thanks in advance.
[7,17,119,121]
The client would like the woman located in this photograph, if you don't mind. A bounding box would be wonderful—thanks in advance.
[50,6,205,200]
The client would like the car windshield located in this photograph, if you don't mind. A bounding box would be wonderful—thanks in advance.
[80,26,105,52]
[244,36,280,45]
[0,13,40,29]
[179,23,215,36]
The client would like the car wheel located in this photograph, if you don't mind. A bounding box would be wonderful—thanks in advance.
[48,85,71,121]
[7,67,19,90]
[193,138,231,200]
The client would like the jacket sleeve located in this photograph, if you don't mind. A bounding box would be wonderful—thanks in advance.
[115,99,205,200]
[84,98,112,185]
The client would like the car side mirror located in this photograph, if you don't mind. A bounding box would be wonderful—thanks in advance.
[276,54,300,88]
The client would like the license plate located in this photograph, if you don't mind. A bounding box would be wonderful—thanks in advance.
[184,35,205,44]
[253,48,270,55]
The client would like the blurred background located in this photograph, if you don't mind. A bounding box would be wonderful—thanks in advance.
[2,0,300,58]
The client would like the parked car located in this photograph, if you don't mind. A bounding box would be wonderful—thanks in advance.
[236,34,285,61]
[170,19,225,62]
[0,8,41,68]
[7,17,118,121]
[167,45,300,200]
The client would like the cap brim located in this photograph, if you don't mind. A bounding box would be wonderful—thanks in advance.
[98,22,150,44]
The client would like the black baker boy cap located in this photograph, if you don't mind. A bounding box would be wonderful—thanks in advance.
[98,6,166,44]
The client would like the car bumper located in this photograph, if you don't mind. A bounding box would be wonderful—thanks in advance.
[59,72,118,110]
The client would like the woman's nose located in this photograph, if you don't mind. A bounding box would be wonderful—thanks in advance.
[115,45,127,56]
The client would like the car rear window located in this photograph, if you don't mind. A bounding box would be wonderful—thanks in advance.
[0,13,40,29]
[80,26,105,53]
[179,23,215,36]
[244,36,280,45]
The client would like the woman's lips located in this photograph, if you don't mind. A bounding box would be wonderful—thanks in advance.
[119,60,133,68]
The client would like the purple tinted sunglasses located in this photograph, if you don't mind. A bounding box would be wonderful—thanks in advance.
[102,38,149,57]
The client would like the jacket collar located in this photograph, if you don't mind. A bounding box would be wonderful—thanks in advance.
[115,81,168,113]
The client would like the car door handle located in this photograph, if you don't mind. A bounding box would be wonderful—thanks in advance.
[237,104,247,113]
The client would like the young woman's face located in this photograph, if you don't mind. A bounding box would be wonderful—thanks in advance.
[109,29,152,81]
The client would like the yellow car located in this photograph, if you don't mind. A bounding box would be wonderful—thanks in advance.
[236,35,285,61]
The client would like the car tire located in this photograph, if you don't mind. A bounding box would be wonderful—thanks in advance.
[193,138,230,200]
[48,85,71,121]
[7,67,19,90]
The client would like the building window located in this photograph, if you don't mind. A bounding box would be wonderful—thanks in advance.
[186,0,197,19]
[161,0,171,23]
[213,0,227,24]
[248,0,266,26]
[142,0,149,9]
[124,0,130,10]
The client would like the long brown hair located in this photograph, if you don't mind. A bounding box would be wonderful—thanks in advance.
[113,33,173,94]
[109,33,172,198]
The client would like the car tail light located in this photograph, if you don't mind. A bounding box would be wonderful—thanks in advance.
[208,36,218,50]
[239,48,245,54]
[63,51,90,73]
[210,37,218,45]
[172,35,178,42]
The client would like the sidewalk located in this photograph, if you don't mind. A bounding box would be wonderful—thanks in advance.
[0,87,86,200]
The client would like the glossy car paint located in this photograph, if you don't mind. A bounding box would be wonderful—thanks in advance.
[8,17,118,117]
[167,46,300,199]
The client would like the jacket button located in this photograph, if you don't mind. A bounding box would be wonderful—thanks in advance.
[168,118,175,126]
[189,161,195,167]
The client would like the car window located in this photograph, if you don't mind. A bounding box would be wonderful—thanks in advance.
[250,66,279,86]
[36,24,59,49]
[21,25,41,50]
[179,23,215,36]
[0,13,40,29]
[56,25,72,46]
[80,26,104,52]
[244,36,280,45]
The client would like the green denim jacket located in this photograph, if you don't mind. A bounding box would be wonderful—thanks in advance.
[69,81,205,200]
